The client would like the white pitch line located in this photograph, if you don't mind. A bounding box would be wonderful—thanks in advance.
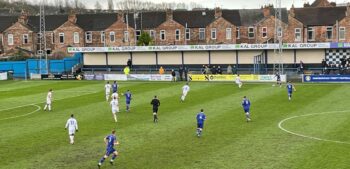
[0,91,99,113]
[278,110,350,145]
[0,104,41,121]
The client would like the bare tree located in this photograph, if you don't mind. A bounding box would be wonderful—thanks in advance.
[107,0,114,11]
[95,1,102,12]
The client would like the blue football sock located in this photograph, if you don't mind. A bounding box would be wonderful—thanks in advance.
[112,154,117,160]
[99,157,106,164]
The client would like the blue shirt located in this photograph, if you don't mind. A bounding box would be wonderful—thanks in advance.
[112,83,118,92]
[242,99,251,110]
[287,84,293,92]
[125,92,132,101]
[196,112,206,124]
[106,134,117,150]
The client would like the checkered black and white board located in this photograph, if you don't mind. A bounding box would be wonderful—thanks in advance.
[326,49,350,65]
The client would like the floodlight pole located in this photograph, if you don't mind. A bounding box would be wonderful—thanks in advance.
[274,0,283,74]
[39,0,48,74]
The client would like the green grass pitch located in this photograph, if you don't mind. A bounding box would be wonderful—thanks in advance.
[0,80,350,169]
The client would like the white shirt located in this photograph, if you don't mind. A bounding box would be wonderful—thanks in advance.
[111,92,119,100]
[110,99,119,110]
[47,91,52,101]
[182,85,190,92]
[65,118,78,130]
[105,84,111,93]
[236,77,241,83]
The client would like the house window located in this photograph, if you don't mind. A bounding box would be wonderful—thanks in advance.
[175,29,180,41]
[136,30,141,41]
[160,30,166,41]
[294,28,301,42]
[150,30,155,39]
[123,31,129,42]
[73,32,79,44]
[185,28,190,40]
[211,28,216,40]
[110,32,115,42]
[326,26,333,40]
[262,27,267,38]
[307,27,315,41]
[248,27,255,39]
[23,34,29,44]
[101,31,105,43]
[277,27,282,37]
[199,28,205,40]
[59,33,64,44]
[8,34,13,45]
[236,27,240,39]
[339,27,346,40]
[226,28,232,40]
[85,31,92,43]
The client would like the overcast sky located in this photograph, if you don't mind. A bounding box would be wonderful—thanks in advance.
[29,0,349,9]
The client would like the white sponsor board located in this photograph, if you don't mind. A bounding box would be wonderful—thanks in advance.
[30,73,42,80]
[127,74,172,81]
[104,74,127,81]
[0,72,7,80]
[258,75,287,82]
[68,43,330,53]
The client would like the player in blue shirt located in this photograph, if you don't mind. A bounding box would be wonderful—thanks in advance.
[196,109,206,137]
[98,130,119,168]
[123,90,132,112]
[286,81,296,101]
[112,81,118,93]
[242,96,251,122]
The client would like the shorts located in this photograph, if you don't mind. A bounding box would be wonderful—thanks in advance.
[126,101,131,105]
[46,100,51,105]
[197,123,204,129]
[182,91,188,97]
[105,148,116,156]
[106,92,110,96]
[153,108,158,113]
[244,109,250,113]
[68,128,76,135]
[235,81,241,84]
[112,107,119,114]
[288,91,293,95]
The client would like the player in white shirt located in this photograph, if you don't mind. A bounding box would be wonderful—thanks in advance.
[181,83,190,102]
[235,75,243,88]
[110,96,119,122]
[111,92,119,101]
[105,81,111,101]
[65,114,78,144]
[44,89,53,111]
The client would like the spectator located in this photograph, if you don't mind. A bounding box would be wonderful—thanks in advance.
[124,66,130,75]
[179,66,184,81]
[211,66,217,74]
[171,69,176,82]
[321,59,327,74]
[127,59,132,69]
[184,66,188,81]
[299,60,304,74]
[159,66,165,75]
[227,65,232,74]
[204,66,210,75]
[201,65,206,74]
[217,66,222,74]
[233,65,237,74]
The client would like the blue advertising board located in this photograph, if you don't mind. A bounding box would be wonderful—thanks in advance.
[303,75,350,83]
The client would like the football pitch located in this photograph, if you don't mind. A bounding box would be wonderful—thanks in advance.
[0,80,349,169]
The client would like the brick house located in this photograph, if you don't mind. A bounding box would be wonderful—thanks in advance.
[75,13,116,47]
[155,9,185,45]
[0,16,17,56]
[53,12,85,54]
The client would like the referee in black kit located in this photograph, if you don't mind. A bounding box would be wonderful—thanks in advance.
[151,96,160,123]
